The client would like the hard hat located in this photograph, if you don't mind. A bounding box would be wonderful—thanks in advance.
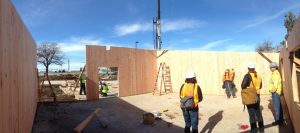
[186,70,196,78]
[247,62,255,69]
[270,62,278,68]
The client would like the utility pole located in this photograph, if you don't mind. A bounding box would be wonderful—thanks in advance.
[153,0,162,50]
[68,58,70,72]
[156,0,161,50]
[135,41,139,49]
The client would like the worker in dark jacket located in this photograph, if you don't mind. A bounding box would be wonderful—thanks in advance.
[180,71,203,133]
[241,62,264,133]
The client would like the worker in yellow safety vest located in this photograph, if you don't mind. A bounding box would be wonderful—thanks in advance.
[180,71,203,133]
[268,62,283,125]
[241,62,264,132]
[79,73,87,95]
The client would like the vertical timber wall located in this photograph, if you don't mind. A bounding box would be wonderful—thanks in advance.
[157,51,279,95]
[279,16,300,133]
[86,45,157,99]
[0,0,38,132]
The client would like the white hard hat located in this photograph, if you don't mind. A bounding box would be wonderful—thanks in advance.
[247,62,255,69]
[186,70,196,78]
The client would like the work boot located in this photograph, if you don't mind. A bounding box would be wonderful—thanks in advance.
[250,123,257,133]
[258,122,264,133]
[184,127,190,133]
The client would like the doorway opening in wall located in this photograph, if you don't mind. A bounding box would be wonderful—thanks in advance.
[98,67,119,98]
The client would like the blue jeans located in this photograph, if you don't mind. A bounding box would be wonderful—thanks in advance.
[272,93,283,121]
[182,108,199,132]
[225,81,235,97]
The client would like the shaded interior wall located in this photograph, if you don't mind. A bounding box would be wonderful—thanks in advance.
[86,45,157,99]
[157,51,279,95]
[280,16,300,133]
[0,0,38,132]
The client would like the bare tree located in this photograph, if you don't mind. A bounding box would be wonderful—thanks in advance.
[255,40,275,52]
[37,42,64,102]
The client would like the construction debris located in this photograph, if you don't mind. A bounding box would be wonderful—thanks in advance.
[73,108,101,133]
[142,113,155,125]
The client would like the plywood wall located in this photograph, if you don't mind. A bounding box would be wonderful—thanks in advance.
[157,51,279,95]
[280,16,300,133]
[0,0,38,132]
[86,45,157,99]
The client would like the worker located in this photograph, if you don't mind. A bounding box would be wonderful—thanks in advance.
[268,62,283,125]
[180,71,203,133]
[222,69,236,98]
[241,62,264,132]
[79,73,87,95]
[100,81,109,97]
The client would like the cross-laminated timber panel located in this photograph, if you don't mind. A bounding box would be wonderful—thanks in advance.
[279,16,300,133]
[0,0,38,132]
[157,51,279,95]
[86,45,157,100]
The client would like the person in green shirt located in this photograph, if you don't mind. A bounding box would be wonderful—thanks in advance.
[79,73,87,95]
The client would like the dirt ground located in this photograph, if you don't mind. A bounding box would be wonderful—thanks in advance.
[33,93,293,133]
[40,80,119,101]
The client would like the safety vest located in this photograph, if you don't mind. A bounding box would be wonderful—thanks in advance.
[248,73,262,94]
[80,75,86,84]
[180,83,199,108]
[102,85,108,93]
[268,70,282,95]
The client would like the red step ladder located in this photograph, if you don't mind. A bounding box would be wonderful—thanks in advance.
[153,62,173,95]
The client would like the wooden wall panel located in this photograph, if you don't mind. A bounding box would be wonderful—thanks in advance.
[86,46,157,99]
[157,51,279,95]
[280,16,300,133]
[0,0,38,132]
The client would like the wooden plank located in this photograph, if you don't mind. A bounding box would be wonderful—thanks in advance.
[294,56,300,66]
[73,108,101,133]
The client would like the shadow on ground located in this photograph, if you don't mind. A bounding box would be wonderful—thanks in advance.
[32,97,184,133]
[200,110,223,133]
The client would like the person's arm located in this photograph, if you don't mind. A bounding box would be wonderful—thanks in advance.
[241,74,251,89]
[273,73,282,94]
[179,84,184,99]
[197,85,203,102]
[260,76,262,89]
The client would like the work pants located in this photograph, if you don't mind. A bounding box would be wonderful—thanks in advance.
[182,108,199,133]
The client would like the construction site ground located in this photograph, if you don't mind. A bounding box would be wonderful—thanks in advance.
[40,80,119,101]
[33,92,293,133]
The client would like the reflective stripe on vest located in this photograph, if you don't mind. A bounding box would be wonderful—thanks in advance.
[180,83,199,108]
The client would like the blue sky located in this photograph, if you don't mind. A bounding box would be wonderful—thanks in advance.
[11,0,300,71]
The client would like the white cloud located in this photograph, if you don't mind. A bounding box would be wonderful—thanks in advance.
[163,19,205,32]
[238,3,300,32]
[114,18,205,36]
[198,39,233,50]
[224,44,255,52]
[115,22,152,36]
[58,36,103,52]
